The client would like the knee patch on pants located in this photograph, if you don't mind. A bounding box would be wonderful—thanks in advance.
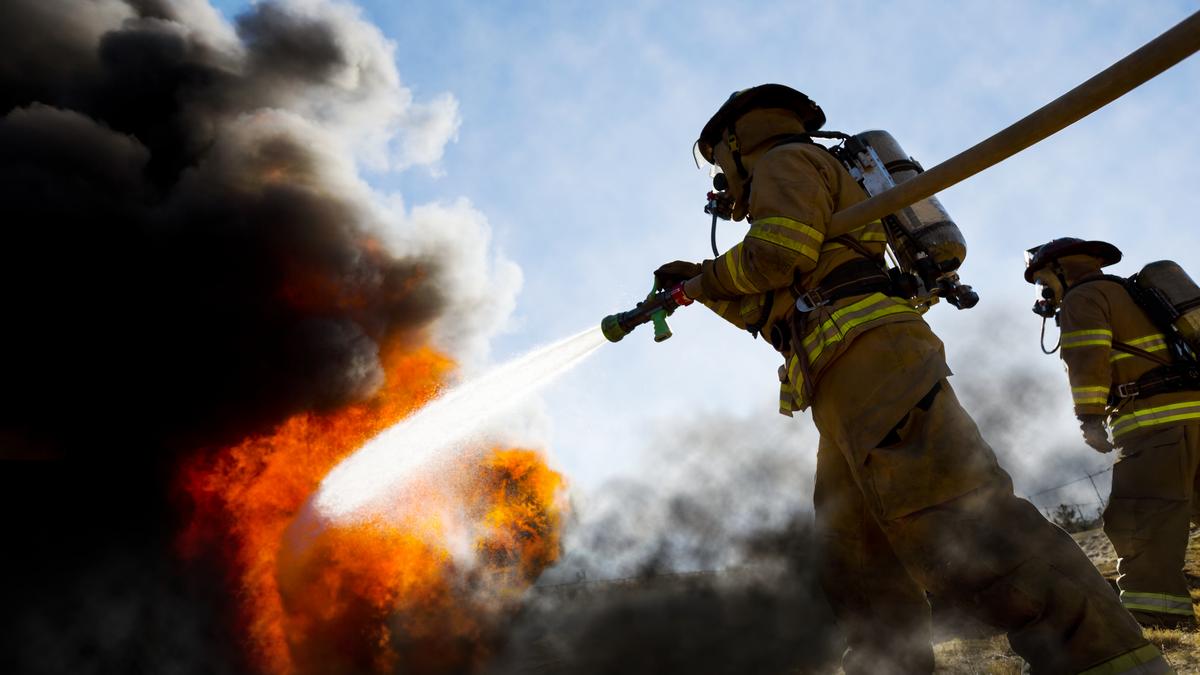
[860,381,1009,521]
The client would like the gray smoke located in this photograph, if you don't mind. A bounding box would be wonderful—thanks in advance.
[947,310,1113,516]
[484,408,842,674]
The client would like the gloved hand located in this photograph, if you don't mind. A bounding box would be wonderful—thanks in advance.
[1079,414,1113,453]
[654,260,702,288]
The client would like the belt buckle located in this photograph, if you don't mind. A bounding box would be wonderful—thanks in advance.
[794,288,827,313]
[1116,382,1139,399]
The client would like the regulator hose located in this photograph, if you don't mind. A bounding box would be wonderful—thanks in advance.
[1041,316,1061,355]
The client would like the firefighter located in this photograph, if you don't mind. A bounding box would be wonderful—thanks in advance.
[657,85,1167,674]
[1026,237,1200,628]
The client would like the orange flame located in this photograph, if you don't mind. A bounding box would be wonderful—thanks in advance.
[178,340,566,674]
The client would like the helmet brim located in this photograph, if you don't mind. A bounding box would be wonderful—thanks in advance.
[1024,240,1122,283]
[696,84,825,162]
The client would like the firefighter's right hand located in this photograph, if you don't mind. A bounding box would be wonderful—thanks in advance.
[654,260,702,288]
[1079,415,1113,453]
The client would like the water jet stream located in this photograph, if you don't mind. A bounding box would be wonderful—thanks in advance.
[312,326,606,522]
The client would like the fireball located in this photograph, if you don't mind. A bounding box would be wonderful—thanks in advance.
[178,340,566,674]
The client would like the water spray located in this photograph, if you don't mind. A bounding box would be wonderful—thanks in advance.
[311,326,607,522]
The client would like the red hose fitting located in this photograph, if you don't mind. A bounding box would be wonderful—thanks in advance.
[669,282,693,306]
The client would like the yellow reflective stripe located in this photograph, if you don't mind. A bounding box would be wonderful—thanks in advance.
[802,295,918,363]
[1112,334,1169,362]
[1072,385,1110,406]
[1064,328,1114,338]
[710,300,731,317]
[747,228,820,261]
[780,293,918,414]
[1121,602,1193,616]
[1062,328,1113,350]
[721,244,752,293]
[1077,644,1168,675]
[1112,401,1200,439]
[821,220,886,250]
[801,294,887,351]
[1120,591,1194,615]
[858,220,887,242]
[1129,333,1167,346]
[748,217,822,262]
[779,386,798,415]
[753,216,821,240]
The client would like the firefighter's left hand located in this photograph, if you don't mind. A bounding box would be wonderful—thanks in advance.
[654,260,702,288]
[1079,415,1113,453]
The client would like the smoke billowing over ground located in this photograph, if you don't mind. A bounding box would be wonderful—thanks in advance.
[482,409,841,673]
[0,0,518,672]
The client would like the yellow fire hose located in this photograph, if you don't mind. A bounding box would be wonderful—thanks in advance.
[826,9,1200,237]
[614,10,1200,342]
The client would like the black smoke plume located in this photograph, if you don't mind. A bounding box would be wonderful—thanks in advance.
[0,1,513,672]
[0,0,465,461]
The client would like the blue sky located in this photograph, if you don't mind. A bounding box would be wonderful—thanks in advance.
[210,0,1200,498]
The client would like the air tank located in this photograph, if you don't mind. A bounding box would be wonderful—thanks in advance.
[1138,260,1200,344]
[854,130,967,274]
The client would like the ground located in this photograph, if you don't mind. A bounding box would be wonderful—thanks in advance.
[929,527,1200,674]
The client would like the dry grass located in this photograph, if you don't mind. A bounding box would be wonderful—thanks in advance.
[933,636,1022,674]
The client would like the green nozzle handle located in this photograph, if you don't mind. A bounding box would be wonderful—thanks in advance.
[601,280,689,343]
[651,308,672,342]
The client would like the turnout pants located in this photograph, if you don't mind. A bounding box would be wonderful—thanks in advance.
[815,380,1166,675]
[1104,423,1200,626]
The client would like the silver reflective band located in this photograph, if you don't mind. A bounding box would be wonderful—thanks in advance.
[1120,590,1194,616]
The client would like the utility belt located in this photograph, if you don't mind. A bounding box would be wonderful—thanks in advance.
[1110,363,1200,405]
[768,258,898,353]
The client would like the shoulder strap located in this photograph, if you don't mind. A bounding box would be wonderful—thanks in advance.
[1110,341,1174,367]
[1062,273,1127,299]
[1069,274,1189,367]
[768,134,814,151]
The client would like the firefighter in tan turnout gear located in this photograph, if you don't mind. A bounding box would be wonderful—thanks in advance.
[1026,238,1200,628]
[658,85,1167,674]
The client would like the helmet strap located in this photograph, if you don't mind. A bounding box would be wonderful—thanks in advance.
[1052,261,1070,292]
[726,131,750,180]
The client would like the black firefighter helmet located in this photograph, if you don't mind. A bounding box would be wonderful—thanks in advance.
[1024,237,1123,283]
[695,84,825,164]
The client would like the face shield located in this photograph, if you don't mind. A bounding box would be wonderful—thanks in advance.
[693,140,721,178]
[1025,245,1061,318]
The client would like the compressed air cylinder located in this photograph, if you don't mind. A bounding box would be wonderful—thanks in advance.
[1139,260,1200,343]
[856,130,967,273]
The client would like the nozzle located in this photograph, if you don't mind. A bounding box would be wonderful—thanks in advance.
[601,314,628,343]
[601,282,693,344]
